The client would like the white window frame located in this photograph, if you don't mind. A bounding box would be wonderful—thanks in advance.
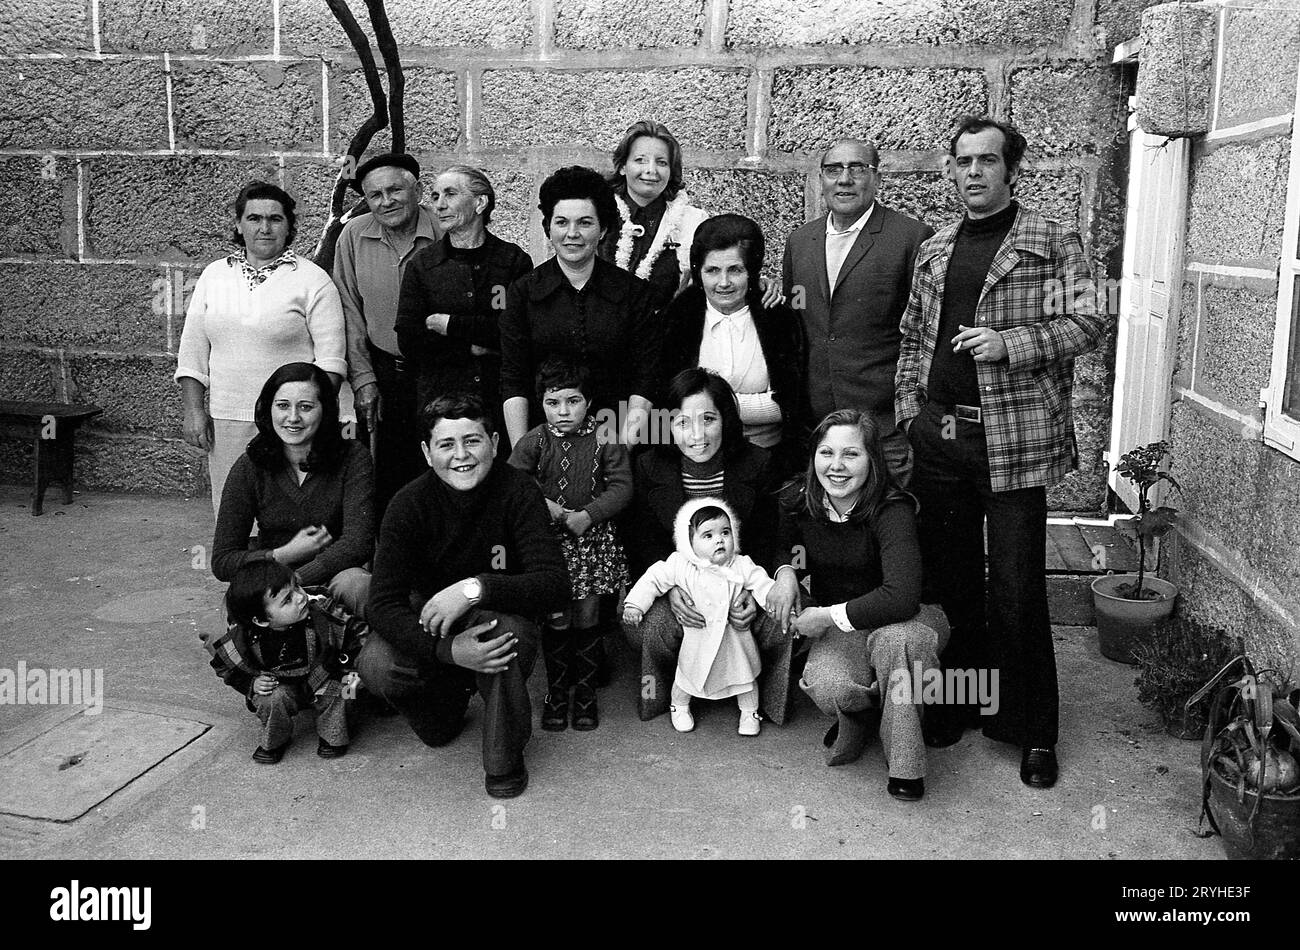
[1264,59,1300,458]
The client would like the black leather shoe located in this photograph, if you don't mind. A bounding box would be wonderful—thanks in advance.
[485,765,529,798]
[1020,746,1059,788]
[252,742,289,764]
[887,777,925,801]
[316,739,348,759]
[541,691,569,731]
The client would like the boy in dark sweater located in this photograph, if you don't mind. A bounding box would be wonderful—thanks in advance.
[206,560,363,763]
[358,392,569,798]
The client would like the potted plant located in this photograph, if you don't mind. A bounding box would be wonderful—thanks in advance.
[1092,440,1180,663]
[1189,643,1300,859]
[1133,617,1235,738]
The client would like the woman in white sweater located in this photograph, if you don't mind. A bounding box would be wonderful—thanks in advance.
[175,182,348,515]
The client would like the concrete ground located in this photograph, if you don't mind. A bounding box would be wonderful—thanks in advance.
[0,485,1224,859]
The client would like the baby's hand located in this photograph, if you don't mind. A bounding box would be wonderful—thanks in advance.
[622,605,644,626]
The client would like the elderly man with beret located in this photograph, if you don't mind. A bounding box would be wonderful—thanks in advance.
[333,153,441,518]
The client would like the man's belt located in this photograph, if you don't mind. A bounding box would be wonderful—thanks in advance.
[367,343,407,373]
[928,400,982,424]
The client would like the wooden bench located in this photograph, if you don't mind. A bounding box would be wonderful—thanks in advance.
[0,401,103,516]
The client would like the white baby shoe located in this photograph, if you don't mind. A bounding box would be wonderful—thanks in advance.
[738,710,762,736]
[670,704,695,733]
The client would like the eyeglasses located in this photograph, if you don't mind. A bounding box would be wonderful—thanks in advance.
[820,162,877,179]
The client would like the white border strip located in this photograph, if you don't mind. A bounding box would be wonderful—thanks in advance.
[1185,261,1277,280]
[162,52,176,152]
[1205,114,1292,143]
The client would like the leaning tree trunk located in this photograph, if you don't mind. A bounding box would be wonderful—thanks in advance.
[310,0,406,272]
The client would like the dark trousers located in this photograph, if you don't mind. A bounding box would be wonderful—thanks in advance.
[355,609,539,776]
[362,344,426,520]
[908,403,1058,747]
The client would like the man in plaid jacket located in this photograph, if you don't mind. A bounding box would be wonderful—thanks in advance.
[895,116,1110,789]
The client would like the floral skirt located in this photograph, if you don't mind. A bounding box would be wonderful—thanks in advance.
[556,519,628,600]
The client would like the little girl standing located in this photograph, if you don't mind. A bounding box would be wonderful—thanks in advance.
[509,357,631,731]
[622,496,777,736]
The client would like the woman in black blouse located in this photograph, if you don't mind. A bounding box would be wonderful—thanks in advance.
[500,165,658,449]
[768,409,949,801]
[212,362,375,616]
[396,165,534,432]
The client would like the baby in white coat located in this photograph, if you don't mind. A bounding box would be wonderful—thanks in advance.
[623,497,776,735]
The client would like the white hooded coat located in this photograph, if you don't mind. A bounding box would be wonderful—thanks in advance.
[624,496,777,699]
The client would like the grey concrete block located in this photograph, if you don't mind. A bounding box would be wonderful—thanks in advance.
[1194,277,1277,412]
[1047,574,1095,625]
[1048,400,1109,511]
[280,0,532,54]
[0,263,168,352]
[874,173,964,232]
[281,160,357,266]
[1095,0,1165,47]
[173,61,323,152]
[1167,400,1300,595]
[0,348,58,401]
[329,66,460,153]
[1011,64,1122,158]
[472,163,537,261]
[556,0,705,50]
[1136,1,1218,138]
[726,0,1071,47]
[1173,278,1196,389]
[0,156,77,258]
[1073,336,1116,404]
[1017,169,1084,232]
[685,167,805,274]
[0,0,92,52]
[1172,536,1298,680]
[74,433,207,495]
[0,60,167,149]
[480,68,750,151]
[84,156,280,263]
[99,0,273,53]
[1186,136,1289,269]
[1217,6,1300,129]
[768,67,987,153]
[66,353,181,434]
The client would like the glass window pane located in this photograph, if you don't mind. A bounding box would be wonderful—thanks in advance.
[1284,274,1300,417]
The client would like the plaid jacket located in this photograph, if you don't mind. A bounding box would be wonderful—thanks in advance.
[895,205,1110,492]
[202,589,367,697]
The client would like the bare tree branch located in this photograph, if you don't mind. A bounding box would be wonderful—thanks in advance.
[310,0,392,270]
[364,0,405,155]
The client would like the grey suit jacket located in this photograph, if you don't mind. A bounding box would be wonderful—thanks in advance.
[783,204,934,422]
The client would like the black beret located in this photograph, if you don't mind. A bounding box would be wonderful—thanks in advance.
[351,153,421,194]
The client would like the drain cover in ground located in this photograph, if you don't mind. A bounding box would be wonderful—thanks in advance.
[0,707,209,821]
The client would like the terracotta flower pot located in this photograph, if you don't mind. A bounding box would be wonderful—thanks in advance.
[1090,574,1178,664]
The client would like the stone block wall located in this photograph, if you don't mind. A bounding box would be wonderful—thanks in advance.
[0,0,1138,504]
[1147,2,1300,674]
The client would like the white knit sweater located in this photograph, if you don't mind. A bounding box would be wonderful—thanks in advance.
[174,255,348,421]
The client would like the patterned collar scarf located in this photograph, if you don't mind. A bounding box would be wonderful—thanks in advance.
[227,248,298,291]
[546,415,598,439]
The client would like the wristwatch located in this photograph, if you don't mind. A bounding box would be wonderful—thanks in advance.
[461,577,483,605]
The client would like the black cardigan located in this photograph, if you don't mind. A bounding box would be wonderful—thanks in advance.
[499,256,659,422]
[659,286,807,476]
[626,441,776,577]
[369,457,570,666]
[395,232,534,411]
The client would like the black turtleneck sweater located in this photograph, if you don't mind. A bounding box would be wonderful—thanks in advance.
[928,201,1019,407]
[369,457,569,665]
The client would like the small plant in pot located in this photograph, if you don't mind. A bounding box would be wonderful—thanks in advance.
[1133,617,1235,739]
[1092,440,1180,663]
[1188,643,1300,859]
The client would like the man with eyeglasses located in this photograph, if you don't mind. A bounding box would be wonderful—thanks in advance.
[895,116,1109,789]
[782,138,934,484]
